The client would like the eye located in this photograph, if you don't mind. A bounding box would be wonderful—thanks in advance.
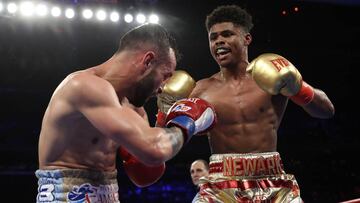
[209,34,217,41]
[221,31,233,38]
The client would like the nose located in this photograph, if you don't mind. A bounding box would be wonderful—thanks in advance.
[215,38,225,46]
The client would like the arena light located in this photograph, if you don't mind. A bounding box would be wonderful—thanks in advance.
[96,10,106,21]
[148,14,159,24]
[35,4,48,17]
[124,13,133,23]
[7,2,17,14]
[82,8,93,19]
[1,2,162,26]
[136,13,146,24]
[109,11,119,22]
[51,6,61,17]
[19,1,34,16]
[65,8,75,19]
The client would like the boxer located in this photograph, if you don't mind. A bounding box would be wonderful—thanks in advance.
[36,23,216,203]
[190,5,335,202]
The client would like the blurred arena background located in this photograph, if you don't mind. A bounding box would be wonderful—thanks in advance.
[0,0,359,202]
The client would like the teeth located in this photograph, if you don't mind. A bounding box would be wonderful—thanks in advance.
[216,48,229,54]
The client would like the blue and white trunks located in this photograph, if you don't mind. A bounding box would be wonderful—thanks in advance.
[36,169,120,203]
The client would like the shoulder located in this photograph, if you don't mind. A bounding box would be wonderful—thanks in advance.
[61,71,117,106]
[71,72,112,94]
[197,73,220,86]
[190,72,221,97]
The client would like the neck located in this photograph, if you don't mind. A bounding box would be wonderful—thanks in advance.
[220,59,249,81]
[96,52,138,98]
[219,47,251,80]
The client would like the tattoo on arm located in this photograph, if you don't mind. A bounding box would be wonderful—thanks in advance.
[163,127,184,156]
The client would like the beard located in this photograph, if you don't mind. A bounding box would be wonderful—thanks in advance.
[128,70,158,107]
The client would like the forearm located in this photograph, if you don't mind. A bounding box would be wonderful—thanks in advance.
[302,88,335,118]
[135,127,185,166]
[160,127,185,159]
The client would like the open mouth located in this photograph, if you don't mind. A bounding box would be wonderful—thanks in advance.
[215,47,231,59]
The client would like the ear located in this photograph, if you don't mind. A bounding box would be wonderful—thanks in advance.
[142,51,156,71]
[244,33,252,46]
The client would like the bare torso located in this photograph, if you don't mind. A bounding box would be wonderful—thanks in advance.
[38,69,140,171]
[191,72,288,154]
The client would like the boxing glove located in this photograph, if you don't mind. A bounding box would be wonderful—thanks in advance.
[156,70,196,126]
[118,147,165,188]
[165,98,217,144]
[247,53,314,105]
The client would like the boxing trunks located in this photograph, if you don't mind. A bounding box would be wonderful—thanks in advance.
[36,169,120,203]
[192,152,302,203]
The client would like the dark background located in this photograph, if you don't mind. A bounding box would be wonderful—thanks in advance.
[0,0,359,202]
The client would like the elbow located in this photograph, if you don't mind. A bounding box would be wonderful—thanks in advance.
[138,128,174,166]
[141,153,166,166]
[320,91,335,118]
[316,103,335,119]
[309,91,335,119]
[325,103,335,118]
[139,146,168,166]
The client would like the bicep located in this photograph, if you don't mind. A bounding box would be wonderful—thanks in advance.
[81,104,150,143]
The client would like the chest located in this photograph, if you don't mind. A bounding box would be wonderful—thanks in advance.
[200,80,273,123]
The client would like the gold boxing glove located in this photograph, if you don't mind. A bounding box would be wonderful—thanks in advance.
[157,70,196,113]
[247,53,314,105]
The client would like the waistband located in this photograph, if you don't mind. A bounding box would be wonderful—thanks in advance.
[201,178,297,191]
[209,152,285,178]
[36,169,117,185]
